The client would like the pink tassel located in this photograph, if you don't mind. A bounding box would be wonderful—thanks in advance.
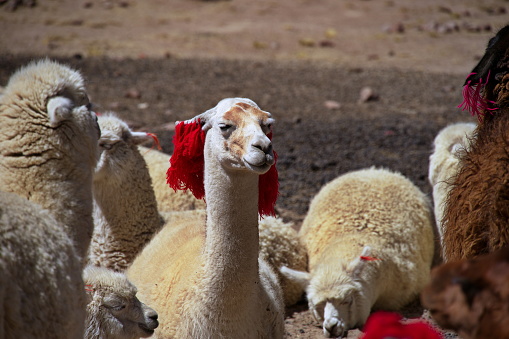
[458,71,498,120]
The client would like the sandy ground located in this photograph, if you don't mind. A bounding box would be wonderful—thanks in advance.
[1,0,508,338]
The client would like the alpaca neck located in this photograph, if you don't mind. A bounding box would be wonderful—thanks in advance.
[91,159,163,271]
[201,149,260,305]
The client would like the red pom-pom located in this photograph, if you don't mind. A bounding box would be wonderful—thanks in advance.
[362,312,443,339]
[166,120,206,200]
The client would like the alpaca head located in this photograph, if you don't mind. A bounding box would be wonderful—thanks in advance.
[2,59,100,167]
[94,113,153,182]
[84,266,159,339]
[458,25,509,119]
[167,97,279,216]
[281,246,374,337]
[195,97,275,173]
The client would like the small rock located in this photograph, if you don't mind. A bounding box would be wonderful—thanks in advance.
[325,28,337,39]
[125,88,141,99]
[319,40,335,47]
[137,102,149,110]
[298,38,315,47]
[358,87,379,103]
[324,100,341,110]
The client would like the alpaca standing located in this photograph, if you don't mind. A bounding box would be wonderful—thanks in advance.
[0,59,100,260]
[128,98,284,338]
[89,113,164,271]
[442,24,509,261]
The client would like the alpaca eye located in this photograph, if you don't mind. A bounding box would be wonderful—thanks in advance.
[219,124,231,132]
[99,142,113,150]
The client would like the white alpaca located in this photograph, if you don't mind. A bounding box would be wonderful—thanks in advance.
[282,168,435,337]
[428,122,475,256]
[83,265,159,339]
[128,98,284,338]
[0,191,86,338]
[139,145,206,212]
[0,59,100,259]
[89,113,164,272]
[258,216,307,306]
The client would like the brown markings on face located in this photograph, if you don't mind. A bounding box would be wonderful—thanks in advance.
[222,102,270,159]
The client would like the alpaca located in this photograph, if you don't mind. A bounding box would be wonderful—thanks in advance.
[282,168,435,337]
[0,59,100,260]
[128,98,285,338]
[89,113,164,272]
[0,191,86,338]
[83,265,159,339]
[139,145,206,212]
[421,245,509,339]
[428,122,475,258]
[442,24,509,261]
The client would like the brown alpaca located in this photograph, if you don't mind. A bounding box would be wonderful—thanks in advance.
[442,24,509,261]
[421,246,509,339]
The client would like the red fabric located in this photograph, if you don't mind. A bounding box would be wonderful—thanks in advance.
[166,121,279,217]
[258,131,279,217]
[458,71,498,121]
[166,120,206,200]
[361,312,443,339]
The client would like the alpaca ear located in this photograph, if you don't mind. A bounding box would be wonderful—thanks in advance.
[182,106,217,132]
[347,246,373,278]
[280,266,310,289]
[47,96,73,127]
[130,131,152,145]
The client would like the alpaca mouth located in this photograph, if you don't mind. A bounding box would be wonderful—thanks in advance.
[138,323,156,336]
[244,152,274,170]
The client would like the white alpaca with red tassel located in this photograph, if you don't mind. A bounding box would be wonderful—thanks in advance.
[128,98,284,338]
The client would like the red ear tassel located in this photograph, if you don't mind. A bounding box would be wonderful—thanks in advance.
[259,131,279,217]
[166,120,206,200]
[458,71,498,121]
[147,132,162,151]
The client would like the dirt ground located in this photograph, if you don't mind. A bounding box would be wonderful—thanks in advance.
[1,0,508,338]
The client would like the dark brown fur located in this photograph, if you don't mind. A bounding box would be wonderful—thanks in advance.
[442,25,509,261]
[421,246,509,339]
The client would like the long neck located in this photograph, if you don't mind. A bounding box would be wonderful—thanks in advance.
[201,145,260,305]
[91,156,163,271]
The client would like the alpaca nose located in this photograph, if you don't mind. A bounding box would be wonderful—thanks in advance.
[323,317,345,338]
[252,136,273,154]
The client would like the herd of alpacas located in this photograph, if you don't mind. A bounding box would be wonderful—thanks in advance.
[2,24,509,339]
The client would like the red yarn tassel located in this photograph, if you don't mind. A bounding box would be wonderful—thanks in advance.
[360,255,380,261]
[166,120,206,200]
[259,136,279,217]
[146,132,162,150]
[458,71,498,121]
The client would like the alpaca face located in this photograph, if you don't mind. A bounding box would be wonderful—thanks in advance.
[208,100,275,174]
[308,279,366,338]
[100,291,159,339]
